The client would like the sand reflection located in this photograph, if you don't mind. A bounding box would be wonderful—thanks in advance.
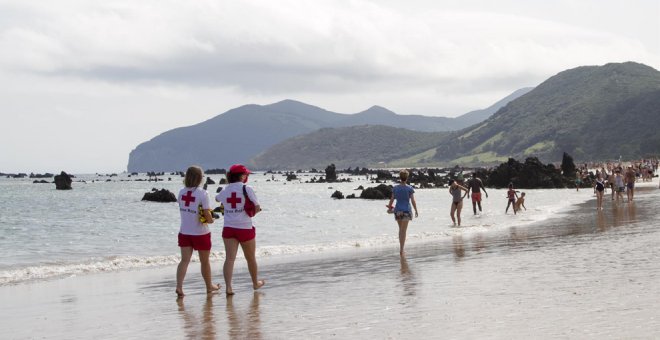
[176,296,217,339]
[611,202,637,227]
[226,292,262,340]
[452,236,465,260]
[399,256,416,297]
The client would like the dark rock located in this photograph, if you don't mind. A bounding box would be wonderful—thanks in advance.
[142,188,177,202]
[286,173,297,181]
[54,171,73,190]
[355,185,364,190]
[206,177,215,185]
[33,180,49,184]
[206,168,227,175]
[346,193,357,199]
[30,173,54,178]
[486,157,564,188]
[376,170,393,181]
[216,186,223,193]
[325,164,337,182]
[360,184,392,200]
[331,190,344,199]
[219,178,228,184]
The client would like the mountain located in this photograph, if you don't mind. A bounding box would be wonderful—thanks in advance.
[127,90,527,172]
[431,62,660,164]
[251,125,447,170]
[452,87,534,127]
[251,62,660,169]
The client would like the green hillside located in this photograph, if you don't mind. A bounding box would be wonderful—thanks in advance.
[433,62,660,164]
[251,125,448,170]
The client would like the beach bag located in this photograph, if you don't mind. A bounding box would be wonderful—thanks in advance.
[243,185,256,217]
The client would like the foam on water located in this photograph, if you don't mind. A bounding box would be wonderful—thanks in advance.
[2,173,644,285]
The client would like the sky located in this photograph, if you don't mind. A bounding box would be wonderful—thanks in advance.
[0,0,658,173]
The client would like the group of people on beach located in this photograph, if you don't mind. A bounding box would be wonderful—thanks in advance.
[176,160,657,295]
[387,170,526,255]
[176,164,264,298]
[592,165,641,210]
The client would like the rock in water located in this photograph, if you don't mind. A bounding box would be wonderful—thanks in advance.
[54,171,73,190]
[359,184,393,199]
[142,188,177,202]
[325,164,337,182]
[331,190,344,199]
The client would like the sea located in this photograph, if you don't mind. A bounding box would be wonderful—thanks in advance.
[0,172,617,286]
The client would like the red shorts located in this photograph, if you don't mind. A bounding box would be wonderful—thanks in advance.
[178,232,212,251]
[222,227,256,242]
[471,192,482,203]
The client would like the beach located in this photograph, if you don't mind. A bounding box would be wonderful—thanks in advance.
[2,182,659,339]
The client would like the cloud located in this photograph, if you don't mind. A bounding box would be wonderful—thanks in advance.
[1,0,655,96]
[0,0,657,172]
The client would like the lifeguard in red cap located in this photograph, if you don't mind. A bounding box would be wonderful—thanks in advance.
[215,164,265,294]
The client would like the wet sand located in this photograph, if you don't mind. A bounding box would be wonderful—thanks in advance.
[2,184,660,339]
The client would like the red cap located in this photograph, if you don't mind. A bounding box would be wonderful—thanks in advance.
[229,164,251,175]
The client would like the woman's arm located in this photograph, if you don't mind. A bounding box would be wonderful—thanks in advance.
[411,194,418,217]
[202,209,214,224]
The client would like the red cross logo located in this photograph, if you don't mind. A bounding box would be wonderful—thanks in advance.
[226,192,242,208]
[181,191,196,207]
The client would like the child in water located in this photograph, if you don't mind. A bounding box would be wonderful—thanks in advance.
[514,192,526,213]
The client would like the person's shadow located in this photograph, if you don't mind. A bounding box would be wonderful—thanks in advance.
[176,296,217,339]
[226,292,262,340]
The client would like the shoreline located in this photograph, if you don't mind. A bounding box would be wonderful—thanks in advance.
[2,183,659,338]
[2,181,656,286]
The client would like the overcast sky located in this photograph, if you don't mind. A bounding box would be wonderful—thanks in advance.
[1,0,658,173]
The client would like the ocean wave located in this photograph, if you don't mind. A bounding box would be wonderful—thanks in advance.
[0,231,464,285]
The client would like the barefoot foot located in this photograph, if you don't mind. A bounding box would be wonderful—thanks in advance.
[207,283,221,294]
[253,280,266,290]
[176,288,185,298]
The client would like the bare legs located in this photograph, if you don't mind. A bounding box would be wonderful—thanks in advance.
[198,250,220,293]
[396,220,409,255]
[471,201,482,215]
[176,247,194,297]
[223,238,239,295]
[596,190,604,210]
[176,247,219,297]
[450,201,463,226]
[241,240,266,289]
[223,237,265,295]
[506,200,516,214]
